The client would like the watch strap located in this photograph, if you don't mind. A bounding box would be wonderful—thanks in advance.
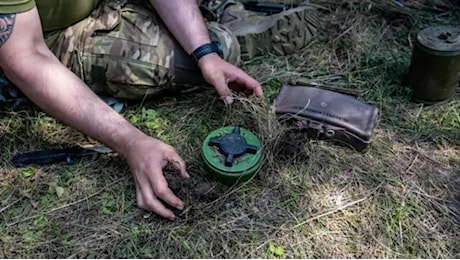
[190,41,223,63]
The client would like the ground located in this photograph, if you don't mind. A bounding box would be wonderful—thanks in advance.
[0,0,459,258]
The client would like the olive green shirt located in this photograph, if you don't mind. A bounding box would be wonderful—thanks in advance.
[0,0,100,31]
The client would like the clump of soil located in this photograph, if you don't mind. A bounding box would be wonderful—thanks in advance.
[166,170,230,203]
[274,129,310,162]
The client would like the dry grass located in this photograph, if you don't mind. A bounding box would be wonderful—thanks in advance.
[1,0,459,258]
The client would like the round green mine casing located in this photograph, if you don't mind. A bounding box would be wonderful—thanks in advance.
[408,25,460,104]
[202,126,263,184]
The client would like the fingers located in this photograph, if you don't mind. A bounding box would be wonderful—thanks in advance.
[129,139,190,221]
[144,191,177,221]
[229,69,263,97]
[214,70,264,104]
[168,151,190,179]
[249,78,263,97]
[150,172,184,209]
[201,57,263,102]
[136,175,177,221]
[136,169,185,220]
[212,73,234,105]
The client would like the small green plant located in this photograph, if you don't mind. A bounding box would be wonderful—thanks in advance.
[128,108,167,130]
[20,217,47,244]
[20,166,36,178]
[22,230,38,243]
[47,180,65,198]
[39,193,55,208]
[264,78,283,98]
[100,192,115,214]
[268,242,285,258]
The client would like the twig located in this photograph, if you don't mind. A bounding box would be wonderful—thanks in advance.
[6,177,127,227]
[404,154,418,173]
[412,189,454,204]
[292,196,369,229]
[408,145,449,167]
[291,182,384,229]
[0,197,23,214]
[333,24,355,43]
[399,219,404,249]
[245,239,274,258]
[370,232,403,256]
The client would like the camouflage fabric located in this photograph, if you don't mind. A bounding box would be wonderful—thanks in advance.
[207,22,241,66]
[199,0,238,22]
[51,0,240,100]
[220,2,322,60]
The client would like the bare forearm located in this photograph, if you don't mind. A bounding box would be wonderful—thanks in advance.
[149,0,210,54]
[3,48,145,156]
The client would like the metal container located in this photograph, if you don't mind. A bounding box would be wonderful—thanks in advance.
[408,26,460,104]
[202,126,263,184]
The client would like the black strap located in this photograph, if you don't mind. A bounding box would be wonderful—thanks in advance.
[190,41,223,63]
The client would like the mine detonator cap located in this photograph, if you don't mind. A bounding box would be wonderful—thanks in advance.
[190,41,224,63]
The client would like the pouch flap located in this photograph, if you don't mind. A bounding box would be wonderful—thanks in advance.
[273,84,379,142]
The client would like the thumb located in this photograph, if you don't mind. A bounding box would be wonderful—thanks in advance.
[212,76,233,105]
[168,152,189,179]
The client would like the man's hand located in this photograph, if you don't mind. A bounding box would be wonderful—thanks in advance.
[0,7,189,221]
[149,0,264,104]
[198,53,264,105]
[124,137,190,221]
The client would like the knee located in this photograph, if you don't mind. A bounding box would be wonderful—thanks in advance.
[207,22,241,66]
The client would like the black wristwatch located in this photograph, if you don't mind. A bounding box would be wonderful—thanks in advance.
[190,41,223,63]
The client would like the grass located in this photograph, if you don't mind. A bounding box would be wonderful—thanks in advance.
[1,0,459,258]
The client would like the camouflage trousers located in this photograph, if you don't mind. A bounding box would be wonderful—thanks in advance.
[49,0,241,100]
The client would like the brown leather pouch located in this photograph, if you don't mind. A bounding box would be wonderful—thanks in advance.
[272,84,379,152]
